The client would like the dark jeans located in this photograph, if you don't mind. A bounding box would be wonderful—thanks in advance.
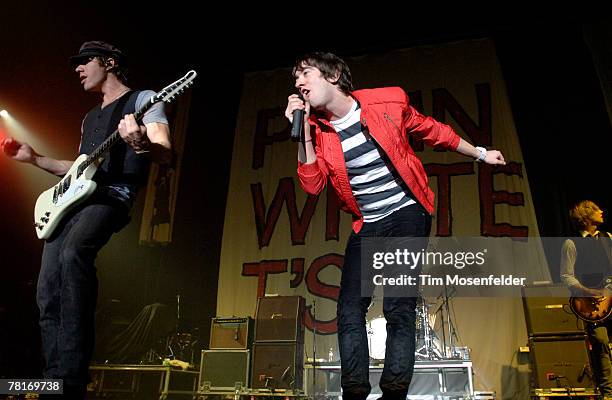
[587,322,612,396]
[337,204,432,400]
[37,197,128,394]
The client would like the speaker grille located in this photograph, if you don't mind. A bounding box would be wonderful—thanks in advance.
[522,284,584,336]
[209,317,253,349]
[255,296,304,342]
[251,342,303,390]
[529,336,594,389]
[199,349,250,390]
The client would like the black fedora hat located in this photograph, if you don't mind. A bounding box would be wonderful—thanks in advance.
[69,41,127,67]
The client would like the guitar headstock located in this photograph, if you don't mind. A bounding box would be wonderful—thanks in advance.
[152,70,197,104]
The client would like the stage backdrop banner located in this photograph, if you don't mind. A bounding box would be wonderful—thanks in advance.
[218,39,549,399]
[139,92,192,245]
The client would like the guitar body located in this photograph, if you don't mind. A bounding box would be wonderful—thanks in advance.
[569,295,612,323]
[34,154,99,239]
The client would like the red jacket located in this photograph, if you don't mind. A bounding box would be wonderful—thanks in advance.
[297,87,461,233]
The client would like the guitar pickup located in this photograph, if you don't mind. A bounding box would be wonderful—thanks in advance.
[60,176,72,194]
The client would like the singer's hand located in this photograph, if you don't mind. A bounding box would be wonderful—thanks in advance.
[285,94,311,123]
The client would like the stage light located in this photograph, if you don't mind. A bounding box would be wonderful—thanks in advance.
[0,108,60,194]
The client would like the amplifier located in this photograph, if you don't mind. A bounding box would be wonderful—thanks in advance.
[199,349,250,391]
[251,342,304,390]
[255,296,304,342]
[210,317,253,349]
[521,284,584,336]
[529,335,594,389]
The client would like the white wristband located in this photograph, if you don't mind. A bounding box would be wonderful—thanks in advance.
[475,146,487,162]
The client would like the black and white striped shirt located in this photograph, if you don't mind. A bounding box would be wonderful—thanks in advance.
[331,100,415,222]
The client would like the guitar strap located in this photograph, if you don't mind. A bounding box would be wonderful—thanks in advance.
[106,90,137,177]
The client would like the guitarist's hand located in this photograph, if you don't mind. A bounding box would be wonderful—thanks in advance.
[1,138,36,163]
[118,114,150,153]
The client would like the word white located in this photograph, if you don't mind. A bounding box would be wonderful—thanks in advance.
[372,249,486,270]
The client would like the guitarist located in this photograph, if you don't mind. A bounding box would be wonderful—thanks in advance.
[561,200,612,398]
[1,41,171,399]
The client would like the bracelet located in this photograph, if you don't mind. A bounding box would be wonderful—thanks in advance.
[475,146,487,162]
[304,139,312,143]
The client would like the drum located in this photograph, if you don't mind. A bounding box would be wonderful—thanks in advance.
[366,316,387,360]
[367,297,442,361]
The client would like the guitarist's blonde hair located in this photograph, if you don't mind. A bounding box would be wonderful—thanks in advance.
[570,200,601,230]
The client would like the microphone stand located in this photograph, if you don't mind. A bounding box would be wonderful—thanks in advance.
[176,294,181,333]
[443,283,454,357]
[435,297,448,359]
[311,298,317,398]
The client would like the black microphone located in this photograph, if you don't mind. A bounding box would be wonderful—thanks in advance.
[290,93,305,142]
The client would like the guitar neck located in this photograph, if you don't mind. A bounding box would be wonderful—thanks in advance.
[77,98,155,176]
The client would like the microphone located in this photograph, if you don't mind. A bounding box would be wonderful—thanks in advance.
[291,93,305,142]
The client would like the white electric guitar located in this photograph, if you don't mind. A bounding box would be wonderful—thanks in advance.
[33,70,197,239]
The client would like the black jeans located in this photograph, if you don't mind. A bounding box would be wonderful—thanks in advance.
[337,204,432,400]
[37,198,128,394]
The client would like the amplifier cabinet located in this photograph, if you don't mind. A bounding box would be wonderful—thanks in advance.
[255,296,304,342]
[522,284,584,336]
[251,342,304,390]
[199,349,250,391]
[210,317,253,349]
[529,335,595,389]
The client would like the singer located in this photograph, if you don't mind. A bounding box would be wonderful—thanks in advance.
[284,52,505,400]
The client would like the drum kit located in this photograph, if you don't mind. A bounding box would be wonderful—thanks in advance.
[366,292,470,362]
[143,294,200,365]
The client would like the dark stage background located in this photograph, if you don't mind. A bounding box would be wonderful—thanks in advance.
[0,8,610,378]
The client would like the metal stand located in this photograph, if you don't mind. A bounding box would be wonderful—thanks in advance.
[415,293,444,360]
[433,283,460,359]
